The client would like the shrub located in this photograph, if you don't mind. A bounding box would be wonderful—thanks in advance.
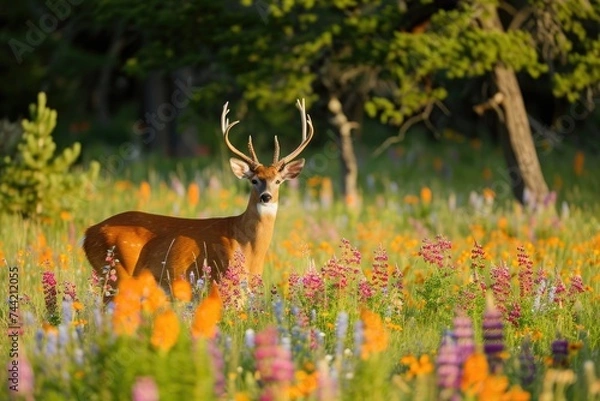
[0,92,100,219]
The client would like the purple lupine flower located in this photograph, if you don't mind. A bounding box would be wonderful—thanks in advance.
[519,337,536,387]
[335,312,349,358]
[61,298,73,324]
[490,262,511,315]
[517,245,534,298]
[436,330,461,396]
[132,376,159,401]
[245,329,256,349]
[208,338,226,398]
[483,296,505,374]
[453,312,475,364]
[353,320,364,355]
[551,337,569,368]
[42,271,58,318]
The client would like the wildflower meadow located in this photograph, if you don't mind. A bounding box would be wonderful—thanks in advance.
[1,143,600,401]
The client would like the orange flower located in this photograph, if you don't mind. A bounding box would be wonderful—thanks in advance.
[139,181,151,202]
[187,182,200,207]
[461,352,489,395]
[191,285,222,339]
[172,278,192,303]
[137,270,168,313]
[573,150,584,176]
[502,385,531,401]
[420,187,432,206]
[150,309,180,352]
[479,375,509,401]
[360,308,388,359]
[403,194,419,205]
[112,277,142,336]
[403,354,434,378]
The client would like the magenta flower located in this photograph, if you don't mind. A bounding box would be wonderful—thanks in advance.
[568,274,585,298]
[490,262,510,315]
[371,245,390,295]
[418,235,453,270]
[42,271,58,319]
[255,326,294,383]
[517,245,534,298]
[302,267,325,302]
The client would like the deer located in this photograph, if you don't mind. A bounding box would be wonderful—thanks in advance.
[83,99,314,295]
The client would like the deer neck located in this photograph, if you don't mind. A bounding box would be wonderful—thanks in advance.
[234,191,277,272]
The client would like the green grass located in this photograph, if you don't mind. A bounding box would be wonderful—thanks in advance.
[1,139,600,400]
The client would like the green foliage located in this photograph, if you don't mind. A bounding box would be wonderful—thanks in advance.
[0,93,100,219]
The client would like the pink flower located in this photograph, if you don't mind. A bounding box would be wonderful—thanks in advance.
[131,376,159,401]
[371,245,389,294]
[490,262,510,315]
[42,271,57,318]
[517,246,534,298]
[254,326,294,401]
[419,235,453,270]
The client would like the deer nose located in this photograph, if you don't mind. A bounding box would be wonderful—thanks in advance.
[260,193,272,203]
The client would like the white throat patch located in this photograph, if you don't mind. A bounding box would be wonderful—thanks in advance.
[257,202,278,216]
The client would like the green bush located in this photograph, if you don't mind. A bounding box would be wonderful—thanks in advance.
[0,92,100,219]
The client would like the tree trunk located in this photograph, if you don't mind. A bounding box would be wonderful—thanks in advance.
[327,96,360,208]
[480,6,550,206]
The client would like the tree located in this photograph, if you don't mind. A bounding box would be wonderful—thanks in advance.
[370,0,600,206]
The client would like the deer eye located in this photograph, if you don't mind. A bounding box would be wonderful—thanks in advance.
[251,179,258,185]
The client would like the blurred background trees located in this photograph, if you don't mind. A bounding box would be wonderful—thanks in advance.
[1,0,599,206]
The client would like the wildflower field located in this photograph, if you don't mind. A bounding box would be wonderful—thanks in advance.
[1,143,600,401]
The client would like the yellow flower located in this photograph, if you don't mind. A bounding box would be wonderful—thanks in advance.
[150,309,180,352]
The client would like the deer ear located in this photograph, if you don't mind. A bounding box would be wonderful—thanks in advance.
[230,158,253,179]
[280,158,305,181]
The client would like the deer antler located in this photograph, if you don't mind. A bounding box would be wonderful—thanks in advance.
[274,98,314,168]
[222,102,261,167]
